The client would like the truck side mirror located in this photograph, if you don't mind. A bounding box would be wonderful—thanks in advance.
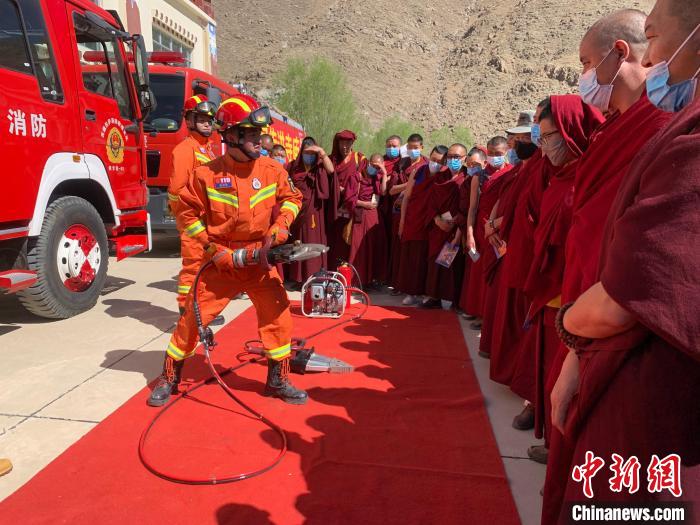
[131,34,155,119]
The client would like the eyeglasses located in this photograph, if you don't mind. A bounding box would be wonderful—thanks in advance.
[539,130,562,146]
[446,154,465,160]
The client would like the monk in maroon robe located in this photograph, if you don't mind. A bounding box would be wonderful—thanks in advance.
[541,9,676,522]
[287,136,334,285]
[396,145,448,303]
[423,143,468,307]
[382,135,404,265]
[388,134,427,292]
[552,5,700,508]
[481,132,541,378]
[521,95,604,464]
[326,130,362,270]
[455,147,487,317]
[349,154,389,287]
[462,136,512,325]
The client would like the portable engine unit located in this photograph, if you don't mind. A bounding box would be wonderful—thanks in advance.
[301,270,350,318]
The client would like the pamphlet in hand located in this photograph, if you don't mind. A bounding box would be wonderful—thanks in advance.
[436,242,460,268]
[468,247,481,262]
[371,194,379,206]
[493,241,507,259]
[440,211,454,222]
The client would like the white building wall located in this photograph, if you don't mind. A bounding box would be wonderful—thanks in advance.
[96,0,216,73]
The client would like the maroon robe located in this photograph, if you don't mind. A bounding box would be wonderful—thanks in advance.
[389,157,427,288]
[540,96,672,524]
[505,158,555,400]
[487,153,549,388]
[349,173,388,286]
[381,154,404,257]
[396,164,444,295]
[287,159,331,283]
[461,165,513,316]
[425,170,467,302]
[477,164,522,357]
[552,97,700,523]
[327,150,362,270]
[522,95,605,447]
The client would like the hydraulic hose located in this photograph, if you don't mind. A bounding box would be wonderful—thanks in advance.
[138,261,287,485]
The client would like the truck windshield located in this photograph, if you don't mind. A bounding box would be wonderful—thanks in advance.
[142,73,185,132]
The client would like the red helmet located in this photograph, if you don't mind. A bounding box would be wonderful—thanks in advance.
[183,95,216,118]
[216,94,272,132]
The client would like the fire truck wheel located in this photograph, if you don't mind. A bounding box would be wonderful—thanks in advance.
[18,196,109,319]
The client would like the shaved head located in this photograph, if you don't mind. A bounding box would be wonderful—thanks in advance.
[666,0,700,32]
[583,9,648,57]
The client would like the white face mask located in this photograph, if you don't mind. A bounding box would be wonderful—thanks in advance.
[428,161,442,174]
[578,48,623,112]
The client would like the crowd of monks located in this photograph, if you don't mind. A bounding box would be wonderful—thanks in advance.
[270,1,698,522]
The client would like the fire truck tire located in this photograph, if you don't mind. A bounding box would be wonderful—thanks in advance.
[18,196,109,319]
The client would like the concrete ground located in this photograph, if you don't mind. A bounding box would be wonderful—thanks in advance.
[0,235,544,523]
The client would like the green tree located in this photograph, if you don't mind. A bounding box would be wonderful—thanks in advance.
[357,116,423,157]
[272,57,367,152]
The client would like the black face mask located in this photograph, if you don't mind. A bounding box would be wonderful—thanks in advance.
[514,141,539,160]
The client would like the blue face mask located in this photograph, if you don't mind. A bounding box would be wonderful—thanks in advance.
[530,123,541,147]
[409,148,422,160]
[260,148,269,157]
[386,147,400,158]
[447,158,463,172]
[367,165,378,177]
[302,153,317,166]
[487,155,505,168]
[507,149,520,165]
[646,23,700,113]
[274,156,286,165]
[428,161,442,174]
[467,165,482,176]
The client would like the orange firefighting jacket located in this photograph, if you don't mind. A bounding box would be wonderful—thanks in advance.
[168,133,217,216]
[178,154,302,248]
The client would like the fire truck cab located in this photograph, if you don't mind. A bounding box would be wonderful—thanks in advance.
[0,0,153,318]
[140,55,305,231]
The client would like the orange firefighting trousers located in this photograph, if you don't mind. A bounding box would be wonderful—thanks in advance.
[167,263,292,362]
[176,232,204,308]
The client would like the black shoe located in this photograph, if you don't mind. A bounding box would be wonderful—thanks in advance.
[208,315,225,327]
[470,320,483,330]
[419,298,442,309]
[461,313,477,321]
[263,357,308,405]
[527,445,549,465]
[147,355,184,407]
[478,350,491,359]
[512,404,535,430]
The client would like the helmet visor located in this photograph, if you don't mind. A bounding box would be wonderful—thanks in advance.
[195,101,217,118]
[242,106,272,128]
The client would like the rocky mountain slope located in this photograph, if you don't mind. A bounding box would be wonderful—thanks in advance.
[214,0,653,142]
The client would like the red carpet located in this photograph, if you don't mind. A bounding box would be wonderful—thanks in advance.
[0,304,520,525]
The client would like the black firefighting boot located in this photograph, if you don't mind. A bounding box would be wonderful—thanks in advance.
[147,354,184,407]
[263,356,308,405]
[178,306,224,326]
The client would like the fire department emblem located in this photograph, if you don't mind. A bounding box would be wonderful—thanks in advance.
[252,178,262,190]
[101,118,127,165]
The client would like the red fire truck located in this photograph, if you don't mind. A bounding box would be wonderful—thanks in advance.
[140,55,305,231]
[0,0,153,318]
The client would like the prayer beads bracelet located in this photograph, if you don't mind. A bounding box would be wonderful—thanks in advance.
[555,302,593,351]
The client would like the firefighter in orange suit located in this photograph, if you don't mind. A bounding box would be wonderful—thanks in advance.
[148,94,307,407]
[168,95,221,319]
